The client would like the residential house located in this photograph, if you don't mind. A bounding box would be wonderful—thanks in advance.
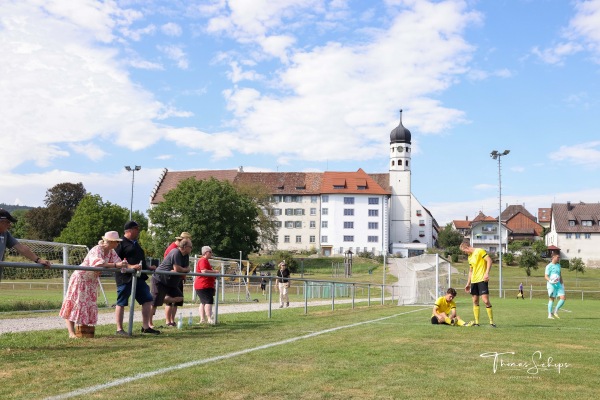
[501,204,543,242]
[545,202,600,267]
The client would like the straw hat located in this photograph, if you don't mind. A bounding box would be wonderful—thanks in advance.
[176,232,192,240]
[102,231,122,242]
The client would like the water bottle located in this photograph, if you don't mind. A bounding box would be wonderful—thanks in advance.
[177,313,183,329]
[121,258,127,273]
[188,311,193,326]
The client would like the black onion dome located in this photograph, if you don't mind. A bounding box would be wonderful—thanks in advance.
[390,109,411,144]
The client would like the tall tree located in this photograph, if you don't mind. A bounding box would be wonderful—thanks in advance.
[148,177,261,258]
[518,249,539,276]
[437,223,463,249]
[235,182,277,250]
[55,194,147,248]
[25,182,87,241]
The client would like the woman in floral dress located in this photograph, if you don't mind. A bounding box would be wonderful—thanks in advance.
[59,231,128,338]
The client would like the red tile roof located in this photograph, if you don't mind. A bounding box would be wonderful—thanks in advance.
[501,204,535,222]
[321,169,390,195]
[538,207,551,223]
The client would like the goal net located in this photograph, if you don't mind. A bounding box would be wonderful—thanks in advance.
[396,254,455,305]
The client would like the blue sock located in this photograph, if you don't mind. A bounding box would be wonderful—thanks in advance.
[555,299,565,313]
[548,300,554,314]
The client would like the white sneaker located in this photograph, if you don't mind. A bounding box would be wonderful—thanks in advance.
[548,314,554,319]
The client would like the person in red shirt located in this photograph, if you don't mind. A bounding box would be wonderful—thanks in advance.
[160,232,191,327]
[194,246,218,324]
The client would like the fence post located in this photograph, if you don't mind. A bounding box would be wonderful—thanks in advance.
[127,271,138,336]
[267,279,272,319]
[331,282,335,311]
[214,278,219,324]
[381,284,384,305]
[368,284,371,307]
[304,281,308,315]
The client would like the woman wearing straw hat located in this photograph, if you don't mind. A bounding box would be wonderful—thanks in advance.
[59,231,127,338]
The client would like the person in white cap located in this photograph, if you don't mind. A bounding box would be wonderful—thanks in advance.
[194,245,219,324]
[276,260,290,308]
[59,231,126,338]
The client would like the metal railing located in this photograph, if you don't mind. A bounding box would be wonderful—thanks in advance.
[0,261,397,336]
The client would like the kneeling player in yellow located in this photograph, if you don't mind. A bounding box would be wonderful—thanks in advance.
[431,288,471,326]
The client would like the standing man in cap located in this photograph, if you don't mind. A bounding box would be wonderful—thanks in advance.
[276,260,290,308]
[114,220,159,335]
[0,209,51,281]
[161,232,192,327]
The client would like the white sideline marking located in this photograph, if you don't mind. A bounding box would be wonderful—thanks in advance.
[44,308,426,400]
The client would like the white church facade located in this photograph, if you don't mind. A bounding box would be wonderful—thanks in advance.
[150,111,439,256]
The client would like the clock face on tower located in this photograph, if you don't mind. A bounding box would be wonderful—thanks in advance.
[397,146,404,152]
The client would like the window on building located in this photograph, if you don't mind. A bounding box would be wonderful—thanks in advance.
[419,219,425,226]
[368,197,379,205]
[274,221,282,228]
[310,235,316,243]
[419,230,425,237]
[294,208,304,215]
[284,235,290,243]
[368,222,378,229]
[285,208,293,216]
[416,210,422,216]
[566,233,572,239]
[310,221,316,228]
[322,208,328,215]
[284,221,294,228]
[274,235,278,243]
[321,235,328,242]
[406,160,409,167]
[294,221,302,228]
[585,233,591,239]
[569,220,576,226]
[368,236,378,242]
[273,208,282,216]
[296,235,302,243]
[344,197,355,204]
[322,221,328,228]
[322,195,329,203]
[284,196,292,203]
[344,209,354,216]
[343,236,354,242]
[582,220,592,226]
[575,233,581,239]
[310,208,316,215]
[311,196,318,203]
[368,209,379,217]
[344,221,354,229]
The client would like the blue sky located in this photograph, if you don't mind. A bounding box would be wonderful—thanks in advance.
[2,0,600,226]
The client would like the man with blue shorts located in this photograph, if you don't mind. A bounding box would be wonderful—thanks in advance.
[114,221,159,335]
[545,253,565,319]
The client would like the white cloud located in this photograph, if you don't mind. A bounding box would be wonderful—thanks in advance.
[533,0,600,64]
[157,44,189,69]
[121,24,156,41]
[474,183,495,190]
[69,143,108,162]
[549,141,600,168]
[161,22,182,37]
[510,166,525,173]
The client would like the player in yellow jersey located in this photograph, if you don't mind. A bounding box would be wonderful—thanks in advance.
[431,288,472,326]
[460,241,496,327]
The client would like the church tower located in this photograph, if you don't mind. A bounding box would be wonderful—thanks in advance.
[389,109,412,248]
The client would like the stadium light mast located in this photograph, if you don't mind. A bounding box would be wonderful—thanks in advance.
[125,165,141,221]
[490,150,509,298]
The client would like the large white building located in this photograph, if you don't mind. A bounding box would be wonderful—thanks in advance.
[150,112,439,256]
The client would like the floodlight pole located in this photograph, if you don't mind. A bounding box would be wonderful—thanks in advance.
[490,150,509,298]
[125,165,141,221]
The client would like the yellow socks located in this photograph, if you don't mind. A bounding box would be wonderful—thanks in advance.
[444,317,452,325]
[473,305,480,324]
[456,319,466,326]
[486,306,494,324]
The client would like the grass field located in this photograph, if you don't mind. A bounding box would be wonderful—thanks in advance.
[1,297,599,399]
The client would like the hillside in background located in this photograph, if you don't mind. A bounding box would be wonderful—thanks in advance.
[0,204,33,213]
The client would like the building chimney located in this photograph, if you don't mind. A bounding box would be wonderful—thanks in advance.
[567,201,571,211]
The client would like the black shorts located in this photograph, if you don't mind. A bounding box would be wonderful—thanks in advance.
[470,281,489,296]
[151,277,183,307]
[431,316,440,325]
[196,288,216,305]
[169,280,184,307]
